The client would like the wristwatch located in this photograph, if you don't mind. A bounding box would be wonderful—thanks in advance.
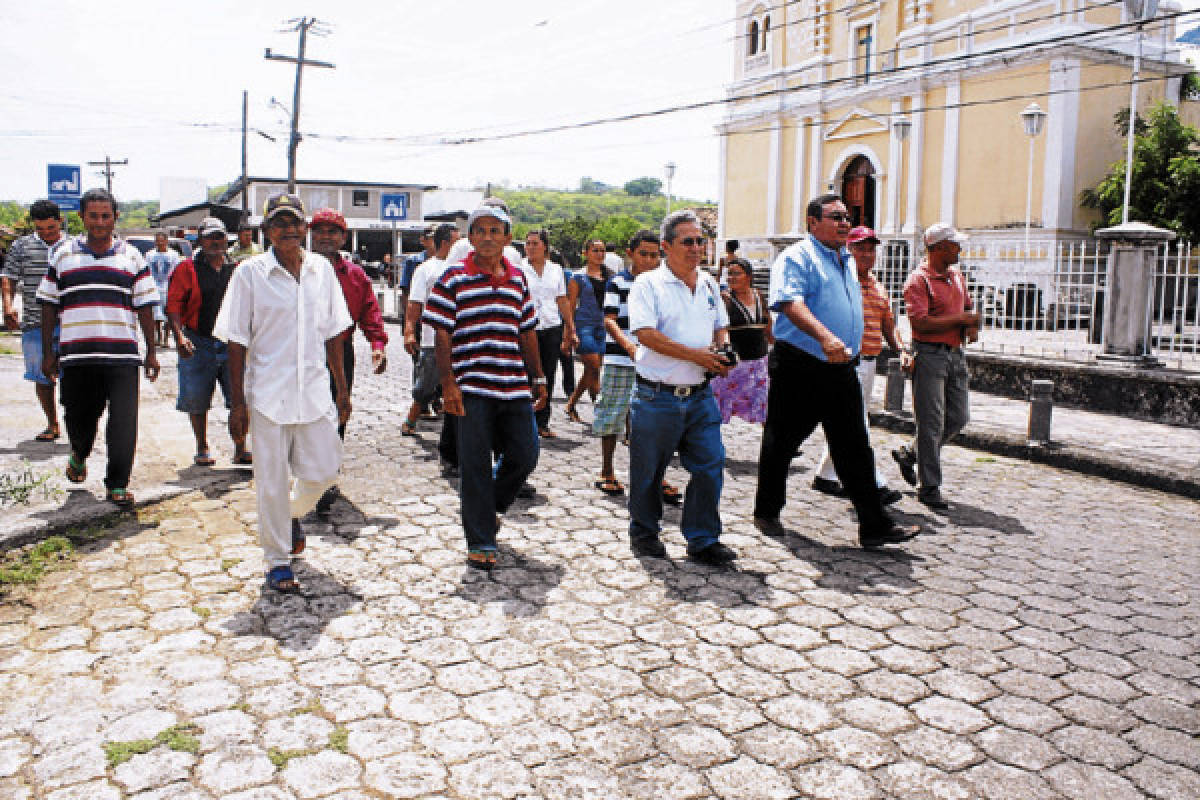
[533,377,547,385]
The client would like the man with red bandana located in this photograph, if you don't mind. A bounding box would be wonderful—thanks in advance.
[309,208,389,512]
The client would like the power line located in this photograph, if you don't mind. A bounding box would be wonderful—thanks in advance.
[87,155,129,193]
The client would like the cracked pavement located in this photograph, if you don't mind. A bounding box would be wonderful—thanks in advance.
[0,328,1197,799]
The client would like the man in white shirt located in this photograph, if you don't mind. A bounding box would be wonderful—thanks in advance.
[626,210,735,565]
[402,223,459,434]
[213,193,353,593]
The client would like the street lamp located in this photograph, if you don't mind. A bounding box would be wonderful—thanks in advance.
[1121,0,1160,224]
[1020,102,1047,257]
[665,161,677,215]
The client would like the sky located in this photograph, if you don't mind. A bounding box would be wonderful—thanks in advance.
[1,1,737,206]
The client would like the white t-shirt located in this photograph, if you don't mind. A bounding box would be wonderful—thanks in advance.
[519,259,567,330]
[627,264,729,386]
[408,256,447,348]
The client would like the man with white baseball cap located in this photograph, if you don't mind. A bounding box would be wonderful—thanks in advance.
[892,222,979,510]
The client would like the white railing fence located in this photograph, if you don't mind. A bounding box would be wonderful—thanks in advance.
[879,238,1200,369]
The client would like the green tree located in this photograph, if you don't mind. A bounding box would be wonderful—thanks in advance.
[1081,102,1200,240]
[578,176,613,194]
[546,215,599,268]
[623,176,662,196]
[589,214,643,251]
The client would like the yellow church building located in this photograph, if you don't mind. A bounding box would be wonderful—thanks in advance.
[718,0,1195,265]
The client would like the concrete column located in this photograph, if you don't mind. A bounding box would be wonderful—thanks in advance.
[766,117,783,235]
[1095,222,1175,366]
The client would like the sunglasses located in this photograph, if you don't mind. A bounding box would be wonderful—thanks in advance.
[822,212,851,222]
[674,237,705,247]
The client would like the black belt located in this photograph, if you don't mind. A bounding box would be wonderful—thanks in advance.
[636,376,710,397]
[861,355,877,361]
[915,341,963,352]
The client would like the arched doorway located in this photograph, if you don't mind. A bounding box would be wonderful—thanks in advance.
[841,155,876,229]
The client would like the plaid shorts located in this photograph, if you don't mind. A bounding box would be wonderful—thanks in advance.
[591,363,636,436]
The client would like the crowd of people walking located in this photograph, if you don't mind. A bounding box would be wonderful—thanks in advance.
[2,187,985,590]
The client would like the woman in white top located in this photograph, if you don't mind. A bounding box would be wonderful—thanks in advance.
[519,230,576,437]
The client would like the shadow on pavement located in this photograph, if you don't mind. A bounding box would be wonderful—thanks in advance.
[0,438,69,463]
[759,520,921,596]
[222,565,363,648]
[937,499,1035,536]
[453,544,565,617]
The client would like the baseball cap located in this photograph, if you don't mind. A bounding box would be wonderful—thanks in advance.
[311,208,347,231]
[466,206,511,232]
[198,217,227,238]
[924,222,967,247]
[263,193,306,224]
[847,226,880,245]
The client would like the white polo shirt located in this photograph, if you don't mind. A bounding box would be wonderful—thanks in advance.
[627,264,728,386]
[518,258,566,330]
[408,256,448,348]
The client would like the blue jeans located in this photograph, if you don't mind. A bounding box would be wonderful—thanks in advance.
[456,393,540,550]
[628,382,724,550]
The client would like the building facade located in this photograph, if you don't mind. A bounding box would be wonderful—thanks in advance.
[720,0,1192,267]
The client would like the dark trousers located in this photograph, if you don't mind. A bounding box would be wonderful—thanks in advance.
[327,342,356,439]
[60,364,140,491]
[559,347,576,396]
[753,343,889,534]
[457,394,539,549]
[439,412,458,466]
[534,325,563,430]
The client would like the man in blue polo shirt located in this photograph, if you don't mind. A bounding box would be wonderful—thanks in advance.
[752,193,919,549]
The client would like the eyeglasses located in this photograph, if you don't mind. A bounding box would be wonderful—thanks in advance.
[822,212,851,222]
[674,237,705,247]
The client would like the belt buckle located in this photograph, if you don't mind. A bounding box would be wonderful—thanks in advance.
[673,385,692,398]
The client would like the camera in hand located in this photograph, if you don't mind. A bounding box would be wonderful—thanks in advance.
[706,344,740,379]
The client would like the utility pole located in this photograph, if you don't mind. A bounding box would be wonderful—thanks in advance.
[265,17,334,193]
[87,155,128,193]
[241,90,249,213]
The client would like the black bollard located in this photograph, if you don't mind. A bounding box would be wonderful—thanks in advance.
[1027,379,1054,443]
[884,357,906,413]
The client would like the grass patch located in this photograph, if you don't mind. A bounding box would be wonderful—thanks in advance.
[192,606,212,620]
[0,461,61,506]
[231,701,252,713]
[974,456,997,463]
[157,723,200,754]
[328,726,349,753]
[268,747,312,768]
[102,723,201,767]
[103,738,156,767]
[0,536,74,588]
[221,557,242,571]
[291,698,325,717]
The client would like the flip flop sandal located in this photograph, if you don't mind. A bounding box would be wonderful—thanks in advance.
[661,481,683,505]
[467,549,498,570]
[107,488,135,509]
[594,476,625,496]
[291,519,306,556]
[401,421,418,436]
[539,428,558,438]
[194,451,216,467]
[35,428,60,442]
[65,454,87,483]
[232,451,253,465]
[565,408,584,424]
[265,565,301,593]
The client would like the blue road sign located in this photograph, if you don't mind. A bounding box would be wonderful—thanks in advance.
[47,164,81,200]
[381,192,408,221]
[54,197,80,212]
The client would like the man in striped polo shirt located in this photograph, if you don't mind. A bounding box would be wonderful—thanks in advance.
[36,188,161,508]
[2,199,67,442]
[423,206,547,570]
[591,228,661,495]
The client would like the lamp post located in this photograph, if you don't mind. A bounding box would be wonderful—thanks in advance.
[1020,102,1047,258]
[665,161,677,216]
[1121,0,1160,224]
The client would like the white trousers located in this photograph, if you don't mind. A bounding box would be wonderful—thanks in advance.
[816,356,888,488]
[250,409,343,568]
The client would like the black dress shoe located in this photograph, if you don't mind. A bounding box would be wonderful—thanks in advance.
[630,536,667,558]
[516,482,535,499]
[811,476,846,497]
[878,487,904,506]
[315,486,338,514]
[860,524,920,549]
[752,515,785,536]
[891,446,917,486]
[688,542,737,565]
[917,488,950,510]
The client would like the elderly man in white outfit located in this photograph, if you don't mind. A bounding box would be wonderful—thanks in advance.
[214,192,353,593]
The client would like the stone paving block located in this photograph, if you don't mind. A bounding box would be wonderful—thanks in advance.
[707,755,795,799]
[1124,723,1200,769]
[877,761,972,800]
[1044,761,1145,800]
[814,726,895,769]
[894,727,985,772]
[281,751,361,799]
[448,755,535,799]
[791,761,879,800]
[43,780,119,800]
[363,752,447,797]
[976,724,1065,770]
[964,761,1059,799]
[113,749,195,793]
[1049,724,1141,769]
[654,723,736,769]
[616,757,710,799]
[912,696,992,734]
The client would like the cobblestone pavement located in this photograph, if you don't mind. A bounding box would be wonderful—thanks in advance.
[1,329,1198,799]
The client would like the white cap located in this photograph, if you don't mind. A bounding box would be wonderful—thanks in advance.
[924,222,967,247]
[466,205,511,232]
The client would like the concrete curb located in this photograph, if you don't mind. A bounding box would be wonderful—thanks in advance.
[871,411,1200,500]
